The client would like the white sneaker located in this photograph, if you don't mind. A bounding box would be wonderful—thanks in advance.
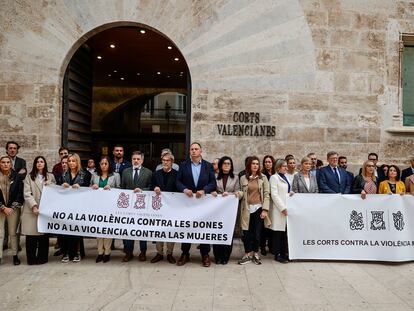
[61,255,69,263]
[73,254,81,262]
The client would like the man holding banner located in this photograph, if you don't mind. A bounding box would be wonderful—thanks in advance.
[121,151,152,262]
[176,142,216,267]
[149,152,178,264]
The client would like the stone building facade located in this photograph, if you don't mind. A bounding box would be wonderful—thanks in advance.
[0,0,413,172]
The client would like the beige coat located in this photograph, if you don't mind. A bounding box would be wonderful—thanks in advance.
[405,175,414,195]
[22,173,56,235]
[216,175,240,194]
[239,175,270,231]
[268,174,288,232]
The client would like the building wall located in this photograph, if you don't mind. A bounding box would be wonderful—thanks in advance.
[0,0,413,172]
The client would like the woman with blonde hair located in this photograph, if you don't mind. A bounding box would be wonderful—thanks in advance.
[0,155,24,265]
[378,165,406,194]
[22,156,56,264]
[90,156,121,263]
[60,153,89,263]
[353,160,378,199]
[292,157,318,193]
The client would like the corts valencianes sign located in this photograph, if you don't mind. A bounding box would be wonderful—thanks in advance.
[217,112,276,137]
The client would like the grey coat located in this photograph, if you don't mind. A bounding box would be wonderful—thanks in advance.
[90,173,121,188]
[292,172,319,193]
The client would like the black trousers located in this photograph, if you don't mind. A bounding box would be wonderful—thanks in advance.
[272,230,288,258]
[181,243,210,257]
[26,235,49,265]
[213,241,233,262]
[60,235,80,259]
[260,226,273,253]
[242,208,263,253]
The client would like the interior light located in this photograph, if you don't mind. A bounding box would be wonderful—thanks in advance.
[140,29,146,34]
[120,77,125,80]
[110,44,115,48]
[113,70,117,73]
[157,72,161,75]
[108,74,111,77]
[97,56,102,59]
[137,73,140,75]
[167,46,172,50]
[174,57,179,61]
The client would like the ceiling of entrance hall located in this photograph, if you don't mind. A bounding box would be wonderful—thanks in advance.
[86,26,188,88]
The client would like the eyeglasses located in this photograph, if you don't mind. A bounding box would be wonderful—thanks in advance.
[366,165,375,167]
[310,158,317,160]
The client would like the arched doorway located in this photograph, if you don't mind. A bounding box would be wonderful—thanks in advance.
[62,24,191,169]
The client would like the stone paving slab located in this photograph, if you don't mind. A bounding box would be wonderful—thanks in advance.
[1,239,414,311]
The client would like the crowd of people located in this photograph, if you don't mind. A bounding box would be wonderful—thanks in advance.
[0,140,413,267]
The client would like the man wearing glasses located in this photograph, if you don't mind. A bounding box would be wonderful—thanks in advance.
[317,151,351,194]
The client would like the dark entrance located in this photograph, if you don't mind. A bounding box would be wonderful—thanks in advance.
[62,25,190,169]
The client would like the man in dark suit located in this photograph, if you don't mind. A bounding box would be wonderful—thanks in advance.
[111,144,132,176]
[149,152,178,264]
[6,141,26,179]
[317,151,351,194]
[176,142,216,267]
[339,156,354,188]
[401,156,414,183]
[121,151,152,262]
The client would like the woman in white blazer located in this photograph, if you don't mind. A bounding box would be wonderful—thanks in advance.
[268,159,292,263]
[22,156,56,265]
[90,156,121,263]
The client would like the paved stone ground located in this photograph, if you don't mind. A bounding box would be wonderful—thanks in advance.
[1,238,414,311]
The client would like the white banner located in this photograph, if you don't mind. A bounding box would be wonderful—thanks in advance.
[287,194,414,262]
[38,185,238,245]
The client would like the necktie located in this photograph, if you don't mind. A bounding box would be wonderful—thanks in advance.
[134,168,139,184]
[333,167,340,184]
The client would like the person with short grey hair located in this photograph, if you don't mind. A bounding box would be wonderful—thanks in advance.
[317,151,351,194]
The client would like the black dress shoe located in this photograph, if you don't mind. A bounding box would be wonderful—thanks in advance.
[103,255,110,263]
[166,254,176,264]
[13,255,21,266]
[96,255,104,263]
[275,254,289,263]
[53,250,62,257]
[215,258,222,264]
[221,260,228,265]
[177,254,190,266]
[150,253,163,263]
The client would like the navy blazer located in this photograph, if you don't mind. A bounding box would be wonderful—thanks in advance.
[317,165,351,194]
[176,159,216,193]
